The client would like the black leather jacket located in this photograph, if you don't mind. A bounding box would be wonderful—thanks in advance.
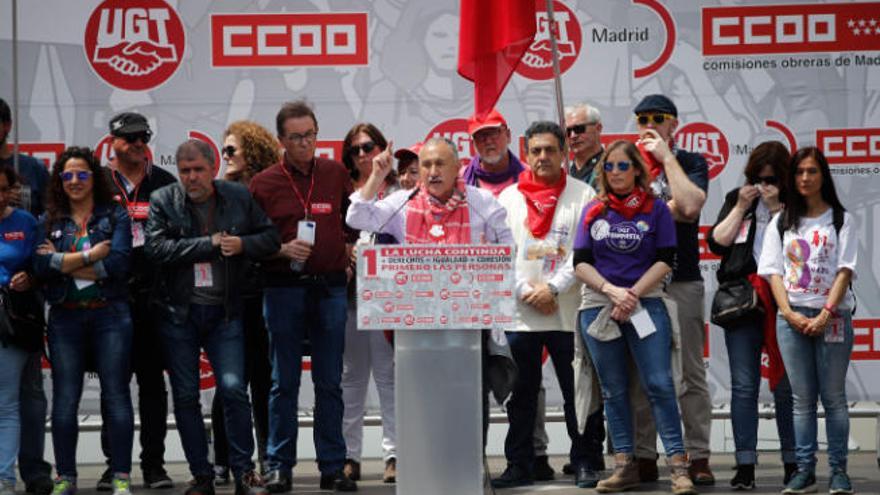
[145,181,280,324]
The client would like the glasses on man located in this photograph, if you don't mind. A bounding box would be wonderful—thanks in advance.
[221,145,237,158]
[349,141,377,156]
[603,161,632,172]
[566,123,596,136]
[754,175,778,186]
[285,131,317,144]
[635,113,675,126]
[121,132,151,144]
[61,170,93,182]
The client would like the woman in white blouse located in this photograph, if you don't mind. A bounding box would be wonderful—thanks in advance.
[758,147,857,495]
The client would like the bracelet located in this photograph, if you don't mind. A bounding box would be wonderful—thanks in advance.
[82,250,91,265]
[822,303,838,317]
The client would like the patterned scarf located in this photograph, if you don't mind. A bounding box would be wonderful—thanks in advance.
[405,178,471,244]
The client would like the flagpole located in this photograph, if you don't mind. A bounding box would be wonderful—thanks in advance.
[545,0,566,132]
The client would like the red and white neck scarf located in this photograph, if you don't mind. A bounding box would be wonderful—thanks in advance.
[405,178,471,244]
[517,169,566,239]
[582,186,654,227]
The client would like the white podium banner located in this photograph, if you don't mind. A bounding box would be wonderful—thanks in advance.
[356,244,516,330]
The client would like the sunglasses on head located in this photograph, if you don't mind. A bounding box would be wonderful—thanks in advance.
[636,113,674,126]
[566,123,596,136]
[349,141,377,156]
[120,132,151,144]
[61,170,93,182]
[604,161,632,172]
[221,145,237,158]
[754,175,778,186]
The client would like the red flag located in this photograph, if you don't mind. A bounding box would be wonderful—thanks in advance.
[458,0,536,117]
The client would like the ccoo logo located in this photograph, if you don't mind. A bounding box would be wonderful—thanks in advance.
[674,122,730,180]
[516,0,582,81]
[84,0,186,91]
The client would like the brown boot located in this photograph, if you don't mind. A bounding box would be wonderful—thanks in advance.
[687,457,715,485]
[668,454,697,495]
[596,453,640,493]
[636,455,659,482]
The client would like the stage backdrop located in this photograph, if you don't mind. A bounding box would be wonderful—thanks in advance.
[2,0,879,415]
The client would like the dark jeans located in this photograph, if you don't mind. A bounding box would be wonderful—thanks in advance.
[264,285,347,475]
[48,302,134,478]
[160,304,256,479]
[212,295,271,468]
[18,350,52,483]
[101,296,169,472]
[504,331,605,471]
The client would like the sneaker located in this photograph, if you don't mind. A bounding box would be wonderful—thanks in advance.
[143,468,174,489]
[111,475,132,495]
[533,455,555,481]
[213,466,231,486]
[97,469,113,492]
[26,476,55,495]
[184,475,215,495]
[730,464,755,491]
[1,480,16,495]
[235,470,268,495]
[784,463,799,485]
[782,470,817,494]
[829,470,853,494]
[491,464,534,489]
[52,479,77,495]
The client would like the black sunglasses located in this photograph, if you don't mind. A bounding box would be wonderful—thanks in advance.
[566,123,595,136]
[604,161,632,172]
[754,175,778,185]
[636,113,674,126]
[349,141,377,156]
[222,145,237,158]
[61,170,93,182]
[121,132,151,144]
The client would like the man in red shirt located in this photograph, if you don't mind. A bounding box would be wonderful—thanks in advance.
[248,101,357,493]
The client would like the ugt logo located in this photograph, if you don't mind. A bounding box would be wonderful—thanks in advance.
[516,0,582,80]
[84,0,186,91]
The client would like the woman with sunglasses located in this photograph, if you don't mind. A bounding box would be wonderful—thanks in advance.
[206,120,280,482]
[0,167,40,495]
[573,140,695,494]
[339,123,399,483]
[707,141,795,490]
[33,147,134,495]
[758,147,857,495]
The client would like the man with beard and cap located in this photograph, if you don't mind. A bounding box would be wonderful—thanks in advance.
[461,109,525,197]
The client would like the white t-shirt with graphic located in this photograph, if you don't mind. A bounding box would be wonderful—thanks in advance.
[758,209,857,309]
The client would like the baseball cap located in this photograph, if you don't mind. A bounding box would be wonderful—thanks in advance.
[109,112,151,136]
[467,109,508,136]
[394,142,423,163]
[633,94,678,117]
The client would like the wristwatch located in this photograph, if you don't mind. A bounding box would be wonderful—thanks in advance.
[547,282,559,298]
[82,250,91,265]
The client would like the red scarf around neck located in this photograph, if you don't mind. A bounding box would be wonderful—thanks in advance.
[517,169,566,239]
[582,186,654,227]
[405,178,471,244]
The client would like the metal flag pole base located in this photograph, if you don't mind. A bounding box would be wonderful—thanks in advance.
[395,329,483,495]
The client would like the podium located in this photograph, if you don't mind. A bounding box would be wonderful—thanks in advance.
[395,330,483,495]
[356,244,516,494]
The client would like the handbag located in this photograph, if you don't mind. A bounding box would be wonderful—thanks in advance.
[0,287,46,352]
[710,278,764,328]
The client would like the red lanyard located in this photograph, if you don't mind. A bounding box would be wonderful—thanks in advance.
[111,170,142,214]
[280,160,317,220]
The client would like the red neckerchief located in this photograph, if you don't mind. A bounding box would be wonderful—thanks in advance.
[517,169,566,239]
[607,187,653,219]
[405,178,471,244]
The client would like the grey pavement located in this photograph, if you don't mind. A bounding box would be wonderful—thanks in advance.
[62,453,880,495]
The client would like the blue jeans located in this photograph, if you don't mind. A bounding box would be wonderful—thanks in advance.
[160,304,255,479]
[0,343,29,483]
[264,285,347,475]
[724,319,795,465]
[47,302,134,478]
[504,331,604,470]
[18,350,52,483]
[776,306,852,472]
[579,298,685,457]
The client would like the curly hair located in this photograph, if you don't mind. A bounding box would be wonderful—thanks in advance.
[594,140,652,201]
[46,146,114,224]
[224,120,280,182]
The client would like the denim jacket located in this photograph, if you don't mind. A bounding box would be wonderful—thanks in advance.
[33,203,132,305]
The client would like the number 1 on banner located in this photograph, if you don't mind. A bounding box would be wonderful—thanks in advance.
[364,249,377,277]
